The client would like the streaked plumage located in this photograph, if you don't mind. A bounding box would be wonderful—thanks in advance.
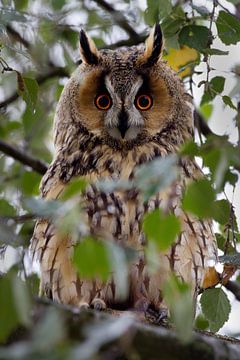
[31,25,217,316]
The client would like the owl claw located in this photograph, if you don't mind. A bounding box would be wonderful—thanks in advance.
[145,305,168,325]
[79,302,90,310]
[91,298,107,311]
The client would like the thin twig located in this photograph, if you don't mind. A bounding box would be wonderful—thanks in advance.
[92,0,139,39]
[0,139,48,175]
[225,280,240,302]
[6,25,30,49]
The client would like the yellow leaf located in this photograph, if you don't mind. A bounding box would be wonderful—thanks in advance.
[164,46,199,78]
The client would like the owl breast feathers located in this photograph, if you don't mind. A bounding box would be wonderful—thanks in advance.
[30,24,217,316]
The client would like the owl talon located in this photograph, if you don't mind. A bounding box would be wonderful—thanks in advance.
[145,305,168,325]
[79,302,90,310]
[91,298,107,311]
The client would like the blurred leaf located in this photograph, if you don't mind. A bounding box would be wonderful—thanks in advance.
[51,0,66,10]
[219,253,240,266]
[19,77,39,113]
[73,237,111,280]
[21,171,41,196]
[61,178,87,201]
[0,271,31,343]
[32,307,65,350]
[143,209,181,251]
[135,155,178,201]
[222,95,237,110]
[24,198,61,218]
[179,25,210,51]
[0,274,18,343]
[106,242,130,300]
[0,8,27,24]
[194,314,209,330]
[199,103,213,120]
[161,6,186,38]
[14,0,28,10]
[226,0,240,4]
[203,48,229,55]
[12,275,31,327]
[216,11,240,45]
[180,140,199,156]
[145,0,172,25]
[164,46,199,78]
[0,199,16,216]
[192,5,210,16]
[182,179,215,218]
[200,288,231,332]
[213,199,231,225]
[215,233,227,252]
[163,275,193,343]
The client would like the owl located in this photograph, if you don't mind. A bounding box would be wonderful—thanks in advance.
[30,24,217,319]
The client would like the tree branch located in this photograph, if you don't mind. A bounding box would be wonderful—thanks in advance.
[3,300,240,359]
[194,110,214,137]
[92,0,140,40]
[225,280,240,302]
[0,67,69,109]
[0,140,48,175]
[6,25,30,49]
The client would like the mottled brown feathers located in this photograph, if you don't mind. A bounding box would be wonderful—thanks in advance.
[30,24,217,314]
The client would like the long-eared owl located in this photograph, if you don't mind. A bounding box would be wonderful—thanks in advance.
[30,24,217,316]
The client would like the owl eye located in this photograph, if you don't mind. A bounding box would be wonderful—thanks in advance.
[135,94,153,111]
[95,94,112,110]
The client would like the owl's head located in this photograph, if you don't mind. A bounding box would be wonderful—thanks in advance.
[55,25,193,150]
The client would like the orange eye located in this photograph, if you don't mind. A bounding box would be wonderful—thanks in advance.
[135,94,153,111]
[95,94,112,110]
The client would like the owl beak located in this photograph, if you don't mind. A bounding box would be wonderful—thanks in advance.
[117,110,129,139]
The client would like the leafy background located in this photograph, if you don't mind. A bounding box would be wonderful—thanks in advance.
[0,0,240,356]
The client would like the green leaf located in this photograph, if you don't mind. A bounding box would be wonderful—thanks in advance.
[203,48,229,56]
[19,77,39,113]
[163,275,193,343]
[195,314,209,330]
[0,199,16,216]
[0,272,31,343]
[215,233,226,252]
[216,11,240,45]
[144,0,172,25]
[179,25,210,51]
[14,0,28,10]
[199,103,213,120]
[51,0,66,10]
[161,6,186,38]
[21,171,41,196]
[73,237,111,280]
[12,276,31,327]
[143,209,181,251]
[210,76,225,93]
[213,199,230,225]
[61,178,87,200]
[201,77,225,105]
[219,253,240,266]
[135,155,178,201]
[0,274,18,343]
[180,140,199,156]
[200,288,231,332]
[222,95,237,110]
[182,179,215,218]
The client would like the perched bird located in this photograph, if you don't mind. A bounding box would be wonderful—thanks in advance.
[30,24,217,318]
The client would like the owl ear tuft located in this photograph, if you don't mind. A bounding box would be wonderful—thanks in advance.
[79,29,99,65]
[143,23,163,66]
